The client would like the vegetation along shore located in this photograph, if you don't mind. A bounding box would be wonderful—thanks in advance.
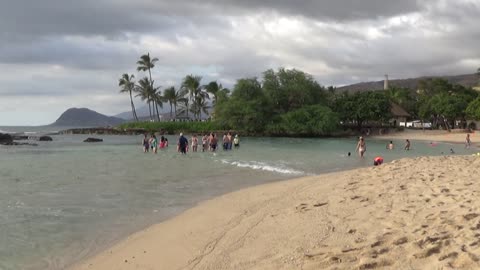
[117,54,480,136]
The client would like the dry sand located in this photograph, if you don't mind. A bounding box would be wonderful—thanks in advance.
[373,129,477,145]
[73,155,480,270]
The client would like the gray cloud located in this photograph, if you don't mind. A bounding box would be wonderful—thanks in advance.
[0,0,479,125]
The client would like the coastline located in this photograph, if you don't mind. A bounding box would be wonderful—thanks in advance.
[72,153,480,270]
[372,129,476,145]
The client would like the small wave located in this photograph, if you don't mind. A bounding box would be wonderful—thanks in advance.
[220,159,304,175]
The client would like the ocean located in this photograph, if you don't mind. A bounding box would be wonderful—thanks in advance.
[0,126,474,269]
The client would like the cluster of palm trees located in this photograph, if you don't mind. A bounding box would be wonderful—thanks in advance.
[119,53,229,121]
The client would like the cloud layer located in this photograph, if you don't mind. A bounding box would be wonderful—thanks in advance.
[0,0,479,125]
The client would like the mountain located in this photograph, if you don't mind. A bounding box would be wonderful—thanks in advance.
[51,108,125,127]
[337,73,479,92]
[114,105,170,120]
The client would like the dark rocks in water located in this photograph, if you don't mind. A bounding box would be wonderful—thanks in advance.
[83,137,103,143]
[12,135,29,140]
[38,136,53,141]
[0,133,38,146]
[0,133,13,145]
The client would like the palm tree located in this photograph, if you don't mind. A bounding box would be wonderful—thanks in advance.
[181,75,209,119]
[163,87,176,119]
[118,73,138,121]
[191,96,211,118]
[152,87,164,122]
[136,53,158,86]
[204,81,227,106]
[135,77,154,121]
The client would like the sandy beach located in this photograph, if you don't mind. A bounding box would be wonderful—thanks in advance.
[72,152,480,270]
[373,129,477,145]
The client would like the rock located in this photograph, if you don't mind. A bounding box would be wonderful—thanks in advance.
[38,136,53,141]
[0,133,13,145]
[11,135,29,140]
[83,137,103,143]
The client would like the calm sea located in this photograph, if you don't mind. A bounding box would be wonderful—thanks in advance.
[0,126,474,269]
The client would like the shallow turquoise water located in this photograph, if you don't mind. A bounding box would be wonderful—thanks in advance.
[0,128,476,269]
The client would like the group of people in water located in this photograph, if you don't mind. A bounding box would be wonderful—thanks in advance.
[355,133,473,166]
[142,132,240,154]
[354,137,412,166]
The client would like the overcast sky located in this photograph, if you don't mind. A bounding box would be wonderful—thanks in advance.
[0,0,479,125]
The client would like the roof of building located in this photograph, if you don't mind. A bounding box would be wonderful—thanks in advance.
[391,102,410,117]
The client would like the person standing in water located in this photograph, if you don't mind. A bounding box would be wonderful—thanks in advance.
[142,134,149,153]
[151,135,158,154]
[202,134,208,152]
[356,136,366,157]
[178,133,188,155]
[233,134,240,148]
[210,133,218,152]
[191,134,198,152]
[227,132,233,150]
[386,141,394,150]
[404,139,411,151]
[466,133,471,148]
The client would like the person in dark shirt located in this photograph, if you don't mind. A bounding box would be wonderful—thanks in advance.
[178,133,188,154]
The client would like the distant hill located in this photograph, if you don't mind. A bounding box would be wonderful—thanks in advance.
[115,104,213,120]
[114,105,170,120]
[337,73,479,92]
[51,108,125,127]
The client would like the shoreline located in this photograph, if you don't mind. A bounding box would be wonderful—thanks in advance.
[72,154,480,270]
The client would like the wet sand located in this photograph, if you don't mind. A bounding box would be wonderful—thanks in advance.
[72,155,480,270]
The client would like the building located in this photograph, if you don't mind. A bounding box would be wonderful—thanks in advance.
[390,102,410,127]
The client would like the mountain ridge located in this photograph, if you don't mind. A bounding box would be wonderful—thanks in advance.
[337,73,478,92]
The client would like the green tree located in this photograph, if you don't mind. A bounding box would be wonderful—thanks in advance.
[181,75,209,119]
[274,105,339,136]
[215,78,272,132]
[205,81,228,106]
[135,77,156,120]
[118,73,138,121]
[334,91,391,129]
[263,68,326,114]
[136,53,158,87]
[466,97,480,120]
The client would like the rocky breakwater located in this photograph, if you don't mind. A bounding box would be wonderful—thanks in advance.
[0,133,38,146]
[83,138,103,143]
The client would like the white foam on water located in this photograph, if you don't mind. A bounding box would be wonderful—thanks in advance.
[220,159,304,175]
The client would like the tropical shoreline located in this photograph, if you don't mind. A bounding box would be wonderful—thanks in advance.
[71,155,480,270]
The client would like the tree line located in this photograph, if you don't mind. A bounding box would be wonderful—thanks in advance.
[119,53,229,122]
[120,56,480,135]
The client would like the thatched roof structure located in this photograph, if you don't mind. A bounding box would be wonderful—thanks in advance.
[390,102,410,117]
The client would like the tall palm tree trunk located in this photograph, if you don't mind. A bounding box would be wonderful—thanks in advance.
[129,91,138,121]
[148,101,152,121]
[155,101,161,122]
[169,101,173,119]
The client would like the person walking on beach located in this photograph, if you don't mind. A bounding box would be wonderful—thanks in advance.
[404,139,411,151]
[191,134,198,152]
[356,136,366,157]
[142,134,149,153]
[466,134,472,148]
[178,133,188,155]
[386,141,394,150]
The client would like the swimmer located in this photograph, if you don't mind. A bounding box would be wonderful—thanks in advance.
[347,152,351,157]
[386,141,394,150]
